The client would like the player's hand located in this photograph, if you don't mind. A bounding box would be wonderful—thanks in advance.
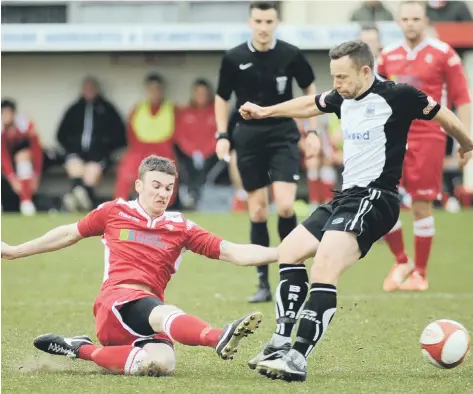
[216,139,231,162]
[239,102,267,120]
[1,242,17,260]
[9,177,22,195]
[457,142,473,167]
[304,132,321,159]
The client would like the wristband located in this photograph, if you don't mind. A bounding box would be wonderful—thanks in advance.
[306,130,320,136]
[216,131,229,141]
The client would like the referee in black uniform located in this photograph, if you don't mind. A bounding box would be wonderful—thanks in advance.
[215,1,320,303]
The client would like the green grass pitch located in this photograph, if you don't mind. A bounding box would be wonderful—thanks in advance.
[2,210,472,393]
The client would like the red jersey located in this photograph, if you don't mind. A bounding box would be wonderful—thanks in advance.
[174,104,216,158]
[77,199,223,301]
[1,115,43,179]
[377,37,470,141]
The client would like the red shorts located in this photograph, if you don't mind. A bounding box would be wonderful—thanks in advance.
[402,138,445,200]
[93,286,173,347]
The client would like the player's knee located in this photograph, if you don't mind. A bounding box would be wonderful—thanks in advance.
[311,250,340,284]
[248,203,269,222]
[412,200,433,219]
[148,304,184,334]
[276,204,294,218]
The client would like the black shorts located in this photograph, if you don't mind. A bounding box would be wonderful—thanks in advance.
[118,297,173,349]
[8,140,31,156]
[65,151,109,169]
[232,120,300,192]
[302,186,400,258]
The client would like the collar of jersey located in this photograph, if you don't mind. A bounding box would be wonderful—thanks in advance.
[247,38,277,52]
[355,77,379,101]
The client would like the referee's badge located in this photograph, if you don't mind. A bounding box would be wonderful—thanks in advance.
[276,76,288,95]
[365,103,376,117]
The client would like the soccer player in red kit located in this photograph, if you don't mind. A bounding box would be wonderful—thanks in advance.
[1,99,43,216]
[378,1,471,292]
[1,155,278,377]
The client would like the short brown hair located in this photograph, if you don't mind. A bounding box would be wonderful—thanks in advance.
[329,40,374,70]
[138,155,177,180]
[249,1,279,14]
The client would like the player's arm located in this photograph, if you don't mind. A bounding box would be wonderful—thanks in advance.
[434,107,473,158]
[1,223,84,260]
[218,241,278,266]
[444,48,471,139]
[215,54,236,134]
[293,50,320,131]
[240,90,342,120]
[403,84,473,157]
[1,201,113,261]
[184,221,278,266]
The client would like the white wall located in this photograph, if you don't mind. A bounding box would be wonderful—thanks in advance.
[1,52,334,148]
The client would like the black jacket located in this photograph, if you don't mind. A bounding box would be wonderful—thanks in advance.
[57,96,126,155]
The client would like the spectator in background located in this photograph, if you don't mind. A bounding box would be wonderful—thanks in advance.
[1,99,43,216]
[350,1,394,22]
[114,73,178,204]
[426,0,472,22]
[359,24,382,62]
[57,76,125,212]
[174,79,218,210]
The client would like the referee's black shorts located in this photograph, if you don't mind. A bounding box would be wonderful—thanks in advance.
[232,120,301,192]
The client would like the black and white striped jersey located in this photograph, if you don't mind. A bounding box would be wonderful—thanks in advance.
[315,78,441,193]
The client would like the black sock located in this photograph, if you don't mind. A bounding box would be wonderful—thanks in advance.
[84,185,97,207]
[273,264,309,339]
[293,283,337,359]
[278,214,297,241]
[251,221,270,287]
[72,178,83,189]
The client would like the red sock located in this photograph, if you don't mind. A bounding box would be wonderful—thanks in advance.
[321,181,334,202]
[414,216,435,277]
[164,312,222,348]
[19,179,32,201]
[384,219,409,264]
[78,344,146,375]
[307,179,321,203]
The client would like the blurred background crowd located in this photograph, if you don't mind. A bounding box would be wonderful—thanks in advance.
[2,0,473,215]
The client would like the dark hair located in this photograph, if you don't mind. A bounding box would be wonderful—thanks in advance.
[329,40,374,70]
[145,73,165,86]
[193,78,213,91]
[249,1,279,13]
[360,23,379,36]
[138,155,177,179]
[1,99,16,111]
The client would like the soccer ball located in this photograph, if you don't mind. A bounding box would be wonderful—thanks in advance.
[420,319,470,369]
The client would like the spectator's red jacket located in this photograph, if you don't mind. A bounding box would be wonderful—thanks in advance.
[174,103,216,158]
[1,115,43,180]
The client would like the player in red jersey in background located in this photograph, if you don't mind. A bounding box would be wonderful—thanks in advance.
[378,1,471,291]
[1,155,278,377]
[1,99,43,216]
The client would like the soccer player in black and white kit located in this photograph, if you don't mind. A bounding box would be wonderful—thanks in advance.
[239,40,473,381]
[215,1,320,303]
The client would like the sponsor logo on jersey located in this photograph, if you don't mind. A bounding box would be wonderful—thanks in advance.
[276,76,288,95]
[387,54,404,61]
[119,229,169,248]
[423,96,437,115]
[343,130,370,141]
[119,211,140,223]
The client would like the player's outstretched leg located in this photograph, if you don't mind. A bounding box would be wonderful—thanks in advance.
[150,305,263,360]
[257,231,359,382]
[34,334,176,376]
[248,225,317,370]
[216,311,263,360]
